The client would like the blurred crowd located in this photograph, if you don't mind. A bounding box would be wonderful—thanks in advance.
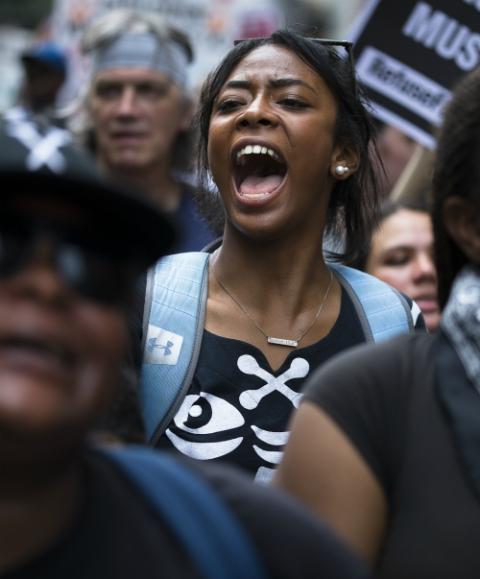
[1,4,478,579]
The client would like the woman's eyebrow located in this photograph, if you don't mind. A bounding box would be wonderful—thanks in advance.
[382,244,414,254]
[222,78,316,93]
[222,80,251,91]
[269,78,316,93]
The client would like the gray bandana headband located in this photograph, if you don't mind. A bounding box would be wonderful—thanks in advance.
[442,265,480,394]
[92,32,189,89]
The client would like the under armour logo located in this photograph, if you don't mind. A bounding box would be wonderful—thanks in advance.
[144,325,183,365]
[6,119,71,173]
[147,338,174,356]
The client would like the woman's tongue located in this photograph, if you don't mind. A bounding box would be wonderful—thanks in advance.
[239,174,283,196]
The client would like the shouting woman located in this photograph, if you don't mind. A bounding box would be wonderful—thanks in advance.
[137,31,424,481]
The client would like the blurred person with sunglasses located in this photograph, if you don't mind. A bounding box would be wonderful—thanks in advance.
[0,116,371,579]
[137,31,425,483]
[79,9,218,251]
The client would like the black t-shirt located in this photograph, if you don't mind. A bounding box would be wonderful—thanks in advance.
[2,450,370,579]
[155,289,424,481]
[303,332,480,579]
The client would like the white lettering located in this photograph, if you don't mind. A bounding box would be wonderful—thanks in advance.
[356,47,450,125]
[402,2,480,71]
[436,22,470,59]
[463,0,480,12]
[403,2,447,47]
[458,32,480,70]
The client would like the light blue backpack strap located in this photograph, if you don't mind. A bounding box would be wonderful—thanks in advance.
[139,252,210,444]
[99,446,267,579]
[330,263,413,342]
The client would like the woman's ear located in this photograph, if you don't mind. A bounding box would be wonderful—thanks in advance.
[443,196,480,264]
[330,145,360,180]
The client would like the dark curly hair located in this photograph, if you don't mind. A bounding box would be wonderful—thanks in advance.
[432,67,480,308]
[195,29,383,264]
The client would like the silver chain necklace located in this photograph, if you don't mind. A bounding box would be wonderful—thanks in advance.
[212,266,334,348]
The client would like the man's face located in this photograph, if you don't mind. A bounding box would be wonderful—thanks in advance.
[23,61,65,110]
[89,68,189,173]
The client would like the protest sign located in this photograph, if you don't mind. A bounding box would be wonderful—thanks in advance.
[350,0,480,148]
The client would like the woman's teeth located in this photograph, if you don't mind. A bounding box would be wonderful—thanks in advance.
[236,145,281,165]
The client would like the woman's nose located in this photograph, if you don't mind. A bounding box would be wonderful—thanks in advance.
[412,251,437,281]
[236,96,277,129]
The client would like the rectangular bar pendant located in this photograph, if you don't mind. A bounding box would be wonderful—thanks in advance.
[267,337,298,348]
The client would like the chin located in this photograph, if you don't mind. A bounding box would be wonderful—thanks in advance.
[228,219,282,244]
[229,211,302,246]
[113,158,148,173]
[0,410,87,466]
[0,377,102,450]
[424,311,441,332]
[0,401,75,438]
[105,150,149,170]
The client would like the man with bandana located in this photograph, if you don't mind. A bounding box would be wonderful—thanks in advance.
[81,9,217,252]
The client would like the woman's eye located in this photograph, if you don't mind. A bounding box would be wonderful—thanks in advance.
[279,97,308,109]
[384,253,410,267]
[216,99,243,113]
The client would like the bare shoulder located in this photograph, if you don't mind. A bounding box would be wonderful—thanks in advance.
[274,403,387,566]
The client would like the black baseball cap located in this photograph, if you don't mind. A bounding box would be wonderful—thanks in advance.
[0,117,176,266]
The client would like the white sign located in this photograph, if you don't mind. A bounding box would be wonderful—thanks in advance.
[350,0,480,148]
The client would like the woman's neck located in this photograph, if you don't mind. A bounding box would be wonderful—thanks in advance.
[215,226,330,310]
[208,226,341,370]
[0,459,82,574]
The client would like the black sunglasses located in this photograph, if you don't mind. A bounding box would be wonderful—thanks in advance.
[234,36,352,50]
[0,215,142,308]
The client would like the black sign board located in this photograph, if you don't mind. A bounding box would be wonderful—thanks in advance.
[350,0,480,147]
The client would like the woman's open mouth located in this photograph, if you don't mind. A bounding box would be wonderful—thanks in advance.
[232,143,287,204]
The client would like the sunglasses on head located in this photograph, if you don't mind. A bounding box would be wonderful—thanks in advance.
[0,213,143,308]
[234,36,353,49]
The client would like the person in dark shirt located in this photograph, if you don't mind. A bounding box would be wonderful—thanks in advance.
[0,116,370,579]
[14,41,67,122]
[80,9,218,251]
[274,67,480,578]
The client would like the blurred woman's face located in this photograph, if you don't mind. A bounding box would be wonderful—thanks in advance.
[366,208,440,331]
[0,196,129,457]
